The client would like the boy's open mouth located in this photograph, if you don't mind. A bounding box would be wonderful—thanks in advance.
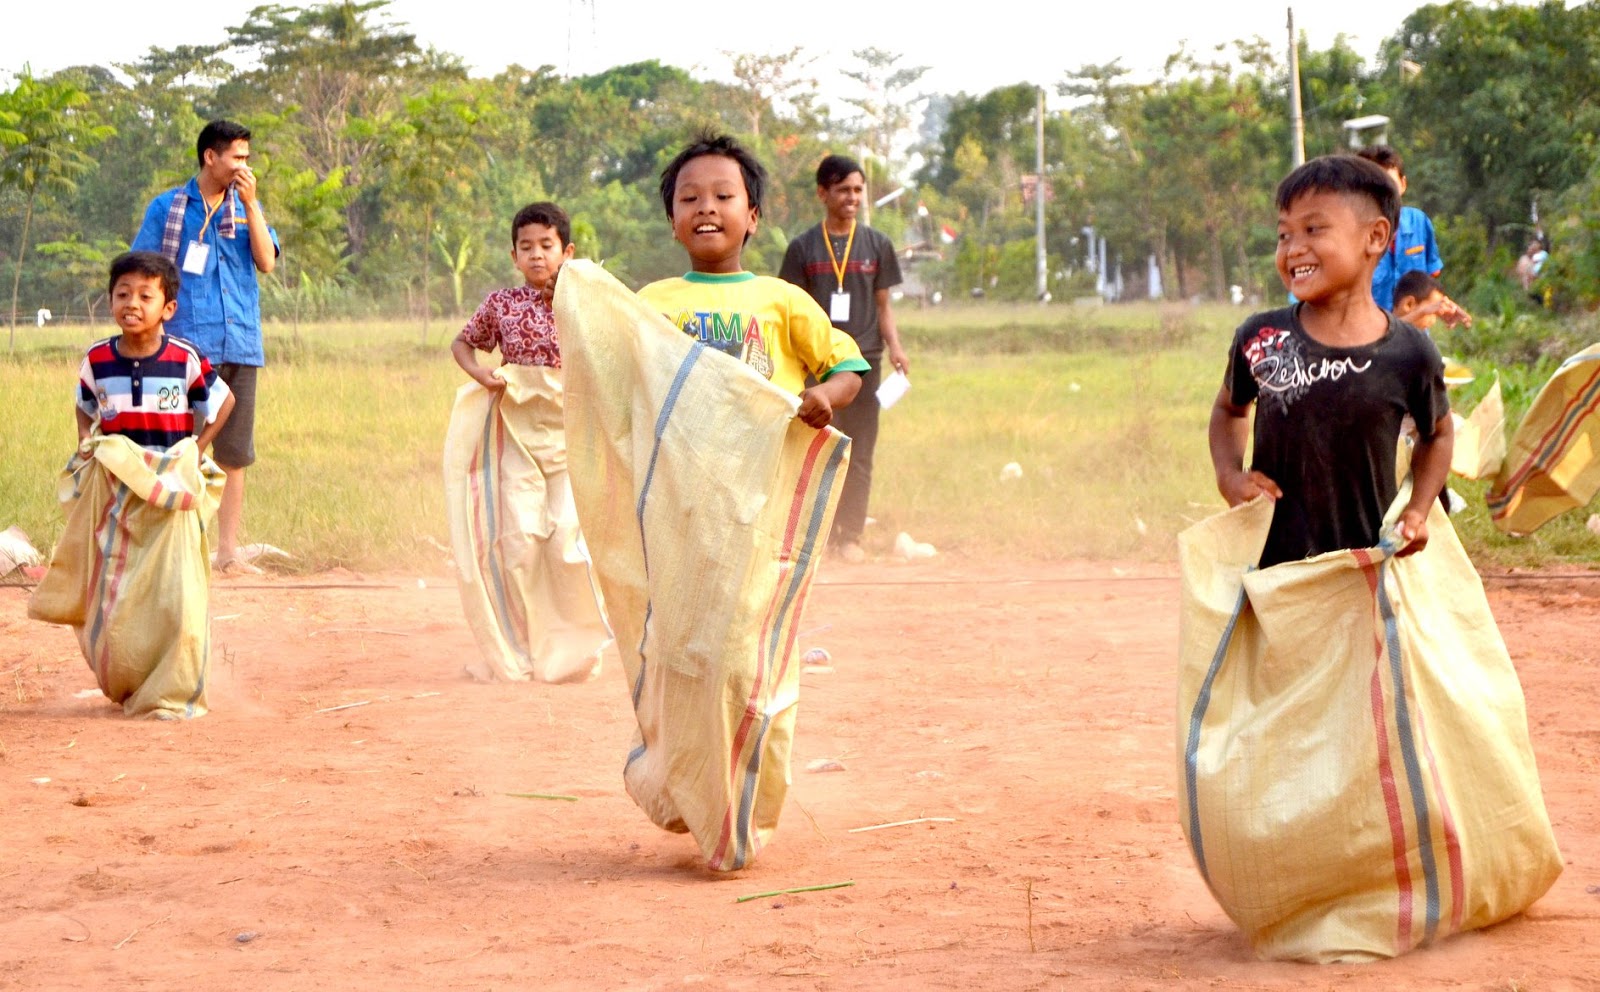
[1292,265,1317,279]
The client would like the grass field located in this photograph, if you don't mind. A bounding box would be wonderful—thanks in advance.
[2,303,1595,570]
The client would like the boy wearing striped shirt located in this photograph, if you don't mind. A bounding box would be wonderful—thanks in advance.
[77,252,234,451]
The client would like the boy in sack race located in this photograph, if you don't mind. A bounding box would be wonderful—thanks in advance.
[1184,156,1560,962]
[30,252,234,719]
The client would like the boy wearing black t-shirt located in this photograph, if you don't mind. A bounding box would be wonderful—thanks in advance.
[1209,156,1454,568]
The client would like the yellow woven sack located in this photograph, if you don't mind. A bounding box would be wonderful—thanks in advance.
[1487,345,1600,533]
[1449,378,1505,481]
[1178,494,1561,962]
[555,261,849,872]
[28,435,223,719]
[443,364,611,683]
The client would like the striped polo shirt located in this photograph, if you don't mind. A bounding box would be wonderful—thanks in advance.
[77,334,230,451]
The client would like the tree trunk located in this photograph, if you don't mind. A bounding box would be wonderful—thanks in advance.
[420,207,432,344]
[9,190,36,352]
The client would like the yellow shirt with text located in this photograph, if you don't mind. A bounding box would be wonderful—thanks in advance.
[638,272,869,396]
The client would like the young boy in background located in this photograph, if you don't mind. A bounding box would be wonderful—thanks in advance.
[31,251,233,720]
[451,202,574,387]
[780,154,908,562]
[1210,155,1453,568]
[79,251,234,451]
[1357,145,1443,314]
[639,132,868,425]
[1392,270,1472,333]
[444,201,610,684]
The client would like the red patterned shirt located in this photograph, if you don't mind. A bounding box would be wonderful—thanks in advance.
[456,286,561,367]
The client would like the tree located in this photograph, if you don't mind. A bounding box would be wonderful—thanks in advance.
[373,80,495,339]
[842,48,929,184]
[1383,1,1600,245]
[220,0,442,257]
[0,68,113,348]
[725,47,816,138]
[34,235,126,323]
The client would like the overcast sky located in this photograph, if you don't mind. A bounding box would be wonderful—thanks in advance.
[5,0,1432,101]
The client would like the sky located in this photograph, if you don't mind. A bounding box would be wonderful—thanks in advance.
[4,0,1431,101]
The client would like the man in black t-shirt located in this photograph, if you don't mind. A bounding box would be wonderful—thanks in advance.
[779,155,909,562]
[1210,155,1452,568]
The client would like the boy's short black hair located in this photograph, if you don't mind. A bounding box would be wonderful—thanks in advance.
[816,154,864,189]
[1394,269,1442,307]
[512,201,571,247]
[197,119,251,168]
[1356,144,1404,178]
[1275,155,1400,237]
[658,130,768,219]
[109,251,180,303]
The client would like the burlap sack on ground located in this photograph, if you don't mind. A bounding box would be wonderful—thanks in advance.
[444,364,610,683]
[1449,378,1505,480]
[28,435,223,719]
[1487,344,1600,533]
[1178,493,1560,963]
[554,261,849,872]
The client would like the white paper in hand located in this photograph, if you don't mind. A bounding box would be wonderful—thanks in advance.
[876,370,911,409]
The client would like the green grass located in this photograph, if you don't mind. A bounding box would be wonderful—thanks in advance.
[2,304,1596,571]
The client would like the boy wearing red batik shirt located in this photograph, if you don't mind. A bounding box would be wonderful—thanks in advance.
[452,202,575,385]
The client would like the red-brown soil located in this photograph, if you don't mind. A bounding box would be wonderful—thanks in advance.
[1,560,1595,991]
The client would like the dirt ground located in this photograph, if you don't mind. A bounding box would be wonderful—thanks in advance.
[0,557,1596,992]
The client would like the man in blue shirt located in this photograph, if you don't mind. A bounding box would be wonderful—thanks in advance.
[133,120,279,573]
[1357,146,1443,311]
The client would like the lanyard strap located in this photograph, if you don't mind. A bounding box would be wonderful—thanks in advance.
[196,189,228,246]
[823,221,856,292]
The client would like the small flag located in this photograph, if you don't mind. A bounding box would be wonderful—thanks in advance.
[939,225,957,244]
[917,201,930,218]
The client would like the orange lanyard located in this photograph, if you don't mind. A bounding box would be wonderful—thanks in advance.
[823,221,856,292]
[196,190,228,245]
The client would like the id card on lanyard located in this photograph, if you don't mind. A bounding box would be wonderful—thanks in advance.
[825,223,856,325]
[185,190,229,275]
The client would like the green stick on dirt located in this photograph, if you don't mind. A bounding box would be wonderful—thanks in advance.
[735,880,855,903]
[505,792,579,801]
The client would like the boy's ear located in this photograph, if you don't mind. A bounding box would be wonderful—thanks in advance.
[561,242,575,260]
[1366,214,1393,258]
[161,297,179,322]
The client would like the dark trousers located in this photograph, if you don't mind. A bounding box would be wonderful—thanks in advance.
[831,360,881,546]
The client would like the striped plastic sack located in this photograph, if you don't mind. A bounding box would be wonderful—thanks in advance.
[1177,493,1560,962]
[1487,345,1600,534]
[554,261,849,872]
[443,363,610,683]
[28,435,223,719]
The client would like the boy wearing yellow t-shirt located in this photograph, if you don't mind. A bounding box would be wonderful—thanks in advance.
[638,132,867,425]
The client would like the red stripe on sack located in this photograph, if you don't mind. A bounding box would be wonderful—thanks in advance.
[710,430,830,868]
[1414,702,1466,933]
[1354,548,1414,952]
[85,481,118,685]
[1492,365,1600,513]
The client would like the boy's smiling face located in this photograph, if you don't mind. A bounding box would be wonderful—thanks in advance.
[111,272,177,346]
[1275,189,1390,305]
[671,153,757,274]
[819,171,865,229]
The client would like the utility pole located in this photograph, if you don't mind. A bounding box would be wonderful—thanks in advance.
[1035,87,1048,302]
[1288,7,1306,166]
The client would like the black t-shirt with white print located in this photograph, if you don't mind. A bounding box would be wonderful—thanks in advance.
[1225,305,1448,568]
